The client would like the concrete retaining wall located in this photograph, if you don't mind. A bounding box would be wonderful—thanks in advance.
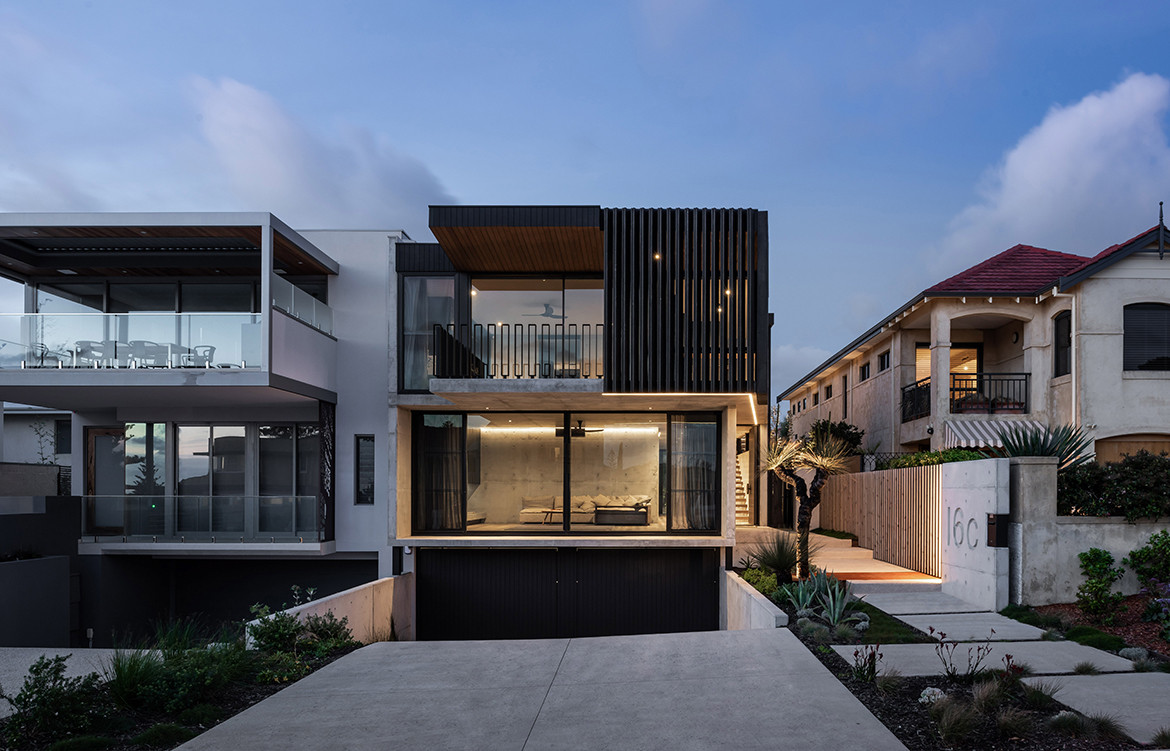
[0,464,61,496]
[723,570,787,630]
[245,574,415,644]
[1009,457,1170,606]
[0,556,70,647]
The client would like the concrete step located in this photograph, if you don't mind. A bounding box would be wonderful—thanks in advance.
[862,592,985,615]
[849,580,942,595]
[897,612,1047,641]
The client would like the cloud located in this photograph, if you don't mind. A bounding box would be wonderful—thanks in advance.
[772,343,833,401]
[931,72,1170,274]
[0,19,454,236]
[192,78,454,232]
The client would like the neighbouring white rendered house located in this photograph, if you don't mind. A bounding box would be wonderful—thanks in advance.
[780,221,1170,463]
[0,207,772,643]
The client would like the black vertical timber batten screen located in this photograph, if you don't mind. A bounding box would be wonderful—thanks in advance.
[318,401,336,542]
[603,208,768,403]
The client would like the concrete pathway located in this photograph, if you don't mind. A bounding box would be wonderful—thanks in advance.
[1023,673,1170,746]
[0,648,117,719]
[179,629,908,751]
[831,640,1135,677]
[896,612,1047,641]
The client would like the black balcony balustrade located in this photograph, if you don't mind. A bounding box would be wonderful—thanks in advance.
[901,377,931,423]
[432,322,604,380]
[950,372,1030,414]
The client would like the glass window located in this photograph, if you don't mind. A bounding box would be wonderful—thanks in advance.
[1053,311,1071,377]
[568,413,665,532]
[54,419,71,455]
[108,284,176,313]
[859,362,870,381]
[37,283,104,313]
[355,436,375,504]
[669,414,719,531]
[824,384,833,399]
[1123,303,1170,371]
[414,414,465,531]
[259,425,295,496]
[401,276,455,390]
[181,283,254,312]
[878,351,890,371]
[468,413,563,530]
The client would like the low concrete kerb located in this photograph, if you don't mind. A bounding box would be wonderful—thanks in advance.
[724,571,788,629]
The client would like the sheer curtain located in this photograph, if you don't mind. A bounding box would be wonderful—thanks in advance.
[417,415,464,530]
[669,416,719,531]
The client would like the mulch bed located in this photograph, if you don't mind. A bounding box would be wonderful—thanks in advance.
[783,606,1142,750]
[1035,595,1170,658]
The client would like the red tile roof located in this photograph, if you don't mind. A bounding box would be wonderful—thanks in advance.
[926,244,1090,295]
[1064,225,1159,276]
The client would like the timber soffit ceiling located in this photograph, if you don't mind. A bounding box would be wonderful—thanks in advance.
[0,224,334,279]
[429,205,604,273]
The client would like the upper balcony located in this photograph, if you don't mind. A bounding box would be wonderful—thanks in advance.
[0,213,338,411]
[901,372,1031,422]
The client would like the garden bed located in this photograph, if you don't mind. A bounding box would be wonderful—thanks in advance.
[782,603,1143,750]
[1025,596,1170,660]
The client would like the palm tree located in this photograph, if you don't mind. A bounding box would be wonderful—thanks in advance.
[764,427,849,578]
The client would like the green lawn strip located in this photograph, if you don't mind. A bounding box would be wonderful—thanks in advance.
[853,601,934,644]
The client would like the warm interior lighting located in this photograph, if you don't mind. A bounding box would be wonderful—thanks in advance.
[470,289,477,296]
[653,253,661,260]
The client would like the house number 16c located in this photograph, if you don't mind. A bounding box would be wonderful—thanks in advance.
[947,507,979,549]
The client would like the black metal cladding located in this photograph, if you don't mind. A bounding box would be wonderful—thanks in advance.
[395,242,455,273]
[602,208,768,402]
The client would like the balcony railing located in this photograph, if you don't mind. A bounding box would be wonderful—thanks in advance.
[82,495,325,542]
[432,322,604,380]
[901,377,931,422]
[0,313,262,369]
[900,372,1032,423]
[271,274,333,335]
[950,372,1030,414]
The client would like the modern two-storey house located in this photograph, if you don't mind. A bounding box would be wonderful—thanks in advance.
[0,206,771,643]
[391,206,771,639]
[781,222,1170,464]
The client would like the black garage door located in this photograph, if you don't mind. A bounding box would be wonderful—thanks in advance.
[416,547,719,640]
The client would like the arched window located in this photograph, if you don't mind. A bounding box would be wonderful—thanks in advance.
[1123,303,1170,371]
[1053,311,1071,377]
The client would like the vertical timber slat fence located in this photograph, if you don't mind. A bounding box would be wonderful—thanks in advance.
[819,465,942,578]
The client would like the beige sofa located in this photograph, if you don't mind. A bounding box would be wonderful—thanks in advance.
[518,494,652,524]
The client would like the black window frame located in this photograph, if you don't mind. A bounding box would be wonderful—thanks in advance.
[354,435,375,505]
[54,418,72,455]
[1123,302,1170,371]
[409,410,721,537]
[824,384,832,400]
[1053,310,1071,377]
[859,362,871,381]
[878,351,890,371]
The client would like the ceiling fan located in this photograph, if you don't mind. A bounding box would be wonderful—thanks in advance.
[555,419,604,438]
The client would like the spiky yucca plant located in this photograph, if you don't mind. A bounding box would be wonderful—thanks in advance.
[764,431,849,578]
[993,423,1093,471]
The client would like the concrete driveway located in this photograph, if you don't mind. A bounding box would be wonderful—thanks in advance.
[180,629,906,751]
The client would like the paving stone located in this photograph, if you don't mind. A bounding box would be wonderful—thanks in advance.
[897,612,1046,641]
[1024,672,1170,745]
[832,639,1135,677]
[863,592,985,614]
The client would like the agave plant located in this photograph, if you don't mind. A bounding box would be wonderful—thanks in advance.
[993,423,1094,471]
[776,577,818,611]
[818,579,862,627]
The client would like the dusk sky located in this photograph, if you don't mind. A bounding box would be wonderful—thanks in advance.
[2,2,1169,400]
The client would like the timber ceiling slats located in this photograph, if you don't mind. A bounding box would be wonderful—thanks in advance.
[429,205,603,273]
[603,208,766,400]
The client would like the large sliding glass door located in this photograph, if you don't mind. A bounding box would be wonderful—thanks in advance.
[176,425,245,535]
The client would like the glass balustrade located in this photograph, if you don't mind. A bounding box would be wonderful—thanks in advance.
[82,495,322,541]
[0,313,262,369]
[270,274,333,335]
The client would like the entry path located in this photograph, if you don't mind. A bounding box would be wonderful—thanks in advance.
[179,629,908,751]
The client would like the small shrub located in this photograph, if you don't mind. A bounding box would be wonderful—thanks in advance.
[794,617,812,630]
[1020,679,1061,710]
[1123,530,1170,589]
[46,736,114,751]
[256,651,311,684]
[103,649,165,710]
[131,723,196,748]
[1061,450,1170,520]
[745,533,801,581]
[795,607,816,620]
[1152,727,1170,747]
[970,679,1002,714]
[995,706,1031,738]
[1087,713,1128,740]
[1065,625,1126,651]
[850,644,882,682]
[152,616,205,659]
[1132,658,1159,672]
[882,448,983,469]
[1040,628,1064,641]
[931,698,979,744]
[832,624,858,643]
[918,686,946,706]
[1076,548,1126,625]
[177,703,223,726]
[159,642,254,712]
[1118,646,1148,661]
[248,604,305,653]
[804,624,831,644]
[741,567,779,598]
[0,655,105,746]
[304,611,355,644]
[1048,710,1090,737]
[874,669,902,695]
[1071,660,1101,675]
